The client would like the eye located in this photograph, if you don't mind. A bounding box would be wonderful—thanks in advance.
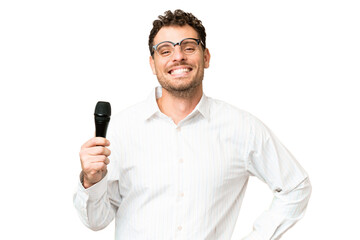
[157,44,173,57]
[160,49,172,56]
[181,41,198,54]
[184,46,195,52]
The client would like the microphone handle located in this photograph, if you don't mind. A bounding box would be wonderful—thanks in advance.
[95,121,109,138]
[95,115,110,138]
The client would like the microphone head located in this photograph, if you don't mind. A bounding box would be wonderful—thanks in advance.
[94,101,111,138]
[94,101,111,117]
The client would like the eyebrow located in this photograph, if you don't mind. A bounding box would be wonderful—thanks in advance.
[158,42,173,46]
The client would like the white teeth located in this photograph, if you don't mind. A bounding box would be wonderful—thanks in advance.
[171,68,190,75]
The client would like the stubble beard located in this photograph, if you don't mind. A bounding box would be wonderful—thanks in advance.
[157,67,205,99]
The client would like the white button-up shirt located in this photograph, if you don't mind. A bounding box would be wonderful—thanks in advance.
[74,87,311,240]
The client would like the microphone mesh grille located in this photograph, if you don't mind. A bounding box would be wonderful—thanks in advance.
[94,101,111,116]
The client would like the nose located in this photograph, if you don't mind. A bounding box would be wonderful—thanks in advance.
[172,45,186,62]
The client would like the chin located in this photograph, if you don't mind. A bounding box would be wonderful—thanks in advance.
[161,81,203,98]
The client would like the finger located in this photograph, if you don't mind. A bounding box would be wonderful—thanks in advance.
[86,156,110,165]
[81,137,110,149]
[82,160,108,174]
[85,146,111,156]
[81,155,108,165]
[87,157,110,165]
[90,162,107,173]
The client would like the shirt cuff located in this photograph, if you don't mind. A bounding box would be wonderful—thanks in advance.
[242,231,262,240]
[78,172,108,201]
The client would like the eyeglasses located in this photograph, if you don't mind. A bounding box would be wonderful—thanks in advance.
[152,38,203,58]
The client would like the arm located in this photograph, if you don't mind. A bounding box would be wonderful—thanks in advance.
[243,117,312,239]
[73,137,121,231]
[243,178,311,240]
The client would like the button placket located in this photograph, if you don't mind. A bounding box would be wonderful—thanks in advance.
[175,125,185,237]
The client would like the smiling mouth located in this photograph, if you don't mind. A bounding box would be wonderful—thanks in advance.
[168,67,193,75]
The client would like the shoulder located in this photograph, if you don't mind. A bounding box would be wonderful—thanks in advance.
[108,99,148,131]
[206,96,258,123]
[206,96,270,135]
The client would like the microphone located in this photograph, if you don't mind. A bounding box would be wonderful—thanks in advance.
[94,101,111,138]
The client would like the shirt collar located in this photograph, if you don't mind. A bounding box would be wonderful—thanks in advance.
[142,86,210,122]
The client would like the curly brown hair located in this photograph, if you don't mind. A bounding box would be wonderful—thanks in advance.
[148,9,206,57]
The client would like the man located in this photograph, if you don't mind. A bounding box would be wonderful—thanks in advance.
[74,9,311,239]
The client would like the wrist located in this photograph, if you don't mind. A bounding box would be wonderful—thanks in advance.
[80,170,107,189]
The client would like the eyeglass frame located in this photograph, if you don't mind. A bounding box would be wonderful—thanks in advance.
[151,38,205,57]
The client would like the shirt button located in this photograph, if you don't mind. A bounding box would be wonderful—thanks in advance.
[176,127,181,132]
[177,225,182,231]
[179,192,184,197]
[179,158,184,163]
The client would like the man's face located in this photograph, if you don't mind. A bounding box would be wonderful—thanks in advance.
[149,25,210,98]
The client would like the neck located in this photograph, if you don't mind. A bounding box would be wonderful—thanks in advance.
[157,85,203,125]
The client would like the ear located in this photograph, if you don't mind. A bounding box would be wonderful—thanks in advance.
[149,56,157,75]
[203,48,211,69]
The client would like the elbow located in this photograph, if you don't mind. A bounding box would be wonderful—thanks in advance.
[304,177,312,201]
[88,224,107,232]
[294,177,312,205]
[86,208,114,231]
[87,216,113,232]
[86,217,110,231]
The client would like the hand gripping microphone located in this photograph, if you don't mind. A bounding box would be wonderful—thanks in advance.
[94,101,111,138]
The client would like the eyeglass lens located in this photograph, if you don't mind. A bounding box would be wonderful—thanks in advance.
[156,39,199,57]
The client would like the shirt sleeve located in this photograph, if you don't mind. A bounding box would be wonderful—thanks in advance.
[243,116,312,239]
[73,171,121,231]
[73,120,122,231]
